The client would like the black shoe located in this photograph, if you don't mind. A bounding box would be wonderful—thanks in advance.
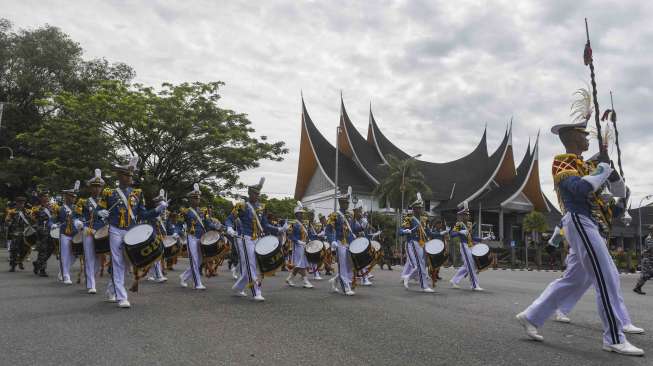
[9,266,16,272]
[18,262,24,270]
[633,287,646,295]
[437,275,442,280]
[33,261,39,274]
[39,270,48,277]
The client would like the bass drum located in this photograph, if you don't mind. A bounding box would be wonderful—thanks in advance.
[349,237,372,271]
[254,235,283,274]
[305,240,324,264]
[424,239,447,268]
[72,231,84,257]
[162,235,180,259]
[471,243,492,272]
[93,225,110,254]
[200,230,224,259]
[123,224,163,268]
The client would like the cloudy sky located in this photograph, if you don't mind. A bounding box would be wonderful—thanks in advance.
[6,1,653,207]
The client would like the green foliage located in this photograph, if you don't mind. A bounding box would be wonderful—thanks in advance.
[261,196,296,220]
[372,154,431,209]
[211,195,234,222]
[369,211,397,247]
[0,19,287,203]
[523,211,548,234]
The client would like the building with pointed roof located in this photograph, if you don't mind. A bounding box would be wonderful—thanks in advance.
[294,97,640,249]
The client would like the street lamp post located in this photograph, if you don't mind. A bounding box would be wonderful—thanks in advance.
[334,126,342,212]
[397,153,421,265]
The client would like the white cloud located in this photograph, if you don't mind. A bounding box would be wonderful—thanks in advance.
[5,0,653,206]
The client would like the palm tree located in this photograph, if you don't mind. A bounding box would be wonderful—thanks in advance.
[523,211,549,269]
[373,154,431,261]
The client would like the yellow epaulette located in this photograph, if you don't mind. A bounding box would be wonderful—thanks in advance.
[327,212,338,225]
[402,214,413,228]
[101,187,113,197]
[231,201,246,216]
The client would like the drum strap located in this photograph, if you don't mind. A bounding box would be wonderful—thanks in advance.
[157,216,168,236]
[245,202,264,237]
[42,207,51,219]
[88,197,98,209]
[116,188,136,222]
[18,211,31,227]
[188,207,205,232]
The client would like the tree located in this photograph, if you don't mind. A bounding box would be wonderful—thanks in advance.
[29,80,287,200]
[523,211,549,269]
[372,154,431,209]
[0,19,134,197]
[261,196,296,221]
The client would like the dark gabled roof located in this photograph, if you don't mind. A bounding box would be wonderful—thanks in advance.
[340,100,387,184]
[470,140,534,209]
[367,110,410,162]
[301,100,373,194]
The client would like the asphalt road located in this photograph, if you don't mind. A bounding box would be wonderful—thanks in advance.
[0,251,651,366]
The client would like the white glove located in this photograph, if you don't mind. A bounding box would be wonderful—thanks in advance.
[227,227,237,237]
[74,219,84,230]
[298,240,306,246]
[155,201,168,213]
[548,226,563,248]
[172,233,180,239]
[401,229,412,235]
[50,223,59,230]
[440,230,449,236]
[98,210,109,219]
[331,241,338,250]
[582,162,612,191]
[459,229,468,236]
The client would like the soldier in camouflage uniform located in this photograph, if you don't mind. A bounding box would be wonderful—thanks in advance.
[32,187,59,277]
[633,225,653,295]
[5,196,32,272]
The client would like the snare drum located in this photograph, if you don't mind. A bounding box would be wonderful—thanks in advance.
[424,239,447,268]
[50,226,60,240]
[93,225,110,254]
[200,230,223,259]
[349,237,372,271]
[254,235,283,274]
[72,231,84,256]
[305,240,324,264]
[471,243,491,271]
[162,236,180,259]
[23,226,37,247]
[123,224,163,268]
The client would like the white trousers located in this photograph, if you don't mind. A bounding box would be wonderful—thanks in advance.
[451,241,480,289]
[405,240,429,289]
[181,236,203,288]
[148,261,164,279]
[525,213,627,345]
[292,242,308,269]
[59,234,74,282]
[334,242,353,292]
[82,234,101,290]
[233,236,261,296]
[106,226,128,301]
[401,241,415,279]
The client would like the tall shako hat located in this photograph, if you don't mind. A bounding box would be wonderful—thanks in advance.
[153,189,166,203]
[248,177,265,194]
[62,180,80,197]
[87,168,105,186]
[112,156,139,176]
[551,88,592,135]
[187,183,201,198]
[294,201,304,214]
[410,192,424,209]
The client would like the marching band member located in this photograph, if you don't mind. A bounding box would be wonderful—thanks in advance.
[165,211,182,271]
[225,178,287,302]
[5,196,31,272]
[399,193,434,293]
[58,180,81,285]
[516,111,644,356]
[147,190,171,283]
[100,157,166,308]
[326,187,356,296]
[77,169,107,294]
[317,213,333,276]
[284,202,314,289]
[304,205,323,280]
[449,204,484,291]
[352,204,374,286]
[633,225,653,295]
[32,187,58,277]
[429,218,448,284]
[179,184,218,290]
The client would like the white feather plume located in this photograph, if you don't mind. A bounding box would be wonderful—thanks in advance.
[159,189,165,197]
[128,156,139,170]
[297,201,303,209]
[310,203,316,211]
[193,183,199,193]
[258,177,265,187]
[416,192,422,202]
[94,168,101,178]
[347,186,352,196]
[570,87,593,123]
[73,180,80,191]
[463,200,469,210]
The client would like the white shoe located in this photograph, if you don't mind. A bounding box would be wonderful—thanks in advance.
[345,290,355,296]
[362,278,373,286]
[472,287,484,292]
[450,281,460,289]
[422,287,435,293]
[195,284,206,290]
[179,274,188,288]
[63,279,73,285]
[285,277,296,287]
[516,312,543,341]
[231,268,238,280]
[554,311,571,323]
[329,278,339,293]
[253,295,265,302]
[147,276,156,282]
[623,324,645,334]
[118,300,131,308]
[403,277,410,289]
[88,288,97,294]
[156,277,167,283]
[314,273,323,280]
[234,290,247,297]
[602,341,644,356]
[302,279,314,289]
[58,273,63,281]
[106,294,117,303]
